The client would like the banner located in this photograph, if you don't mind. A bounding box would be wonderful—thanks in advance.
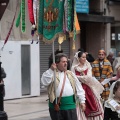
[38,0,64,43]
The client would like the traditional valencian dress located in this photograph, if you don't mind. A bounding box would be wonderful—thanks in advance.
[71,58,104,120]
[104,99,120,120]
[104,80,120,120]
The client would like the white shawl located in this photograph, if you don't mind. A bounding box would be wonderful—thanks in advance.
[71,51,104,100]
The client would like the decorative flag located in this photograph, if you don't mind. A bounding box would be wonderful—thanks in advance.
[21,0,26,32]
[28,0,35,25]
[15,0,26,33]
[72,0,77,49]
[72,12,80,49]
[32,0,39,44]
[64,0,74,33]
[38,0,65,43]
[33,0,39,25]
[75,13,80,34]
[16,6,21,27]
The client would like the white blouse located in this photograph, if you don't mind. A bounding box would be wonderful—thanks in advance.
[41,69,85,103]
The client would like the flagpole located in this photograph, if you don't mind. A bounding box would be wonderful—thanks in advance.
[52,41,57,105]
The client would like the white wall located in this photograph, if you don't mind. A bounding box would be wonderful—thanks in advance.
[0,40,40,100]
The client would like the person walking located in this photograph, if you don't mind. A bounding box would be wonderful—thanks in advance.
[0,67,6,111]
[107,51,114,66]
[1,67,6,81]
[104,80,120,120]
[48,49,71,70]
[113,52,120,76]
[71,51,104,120]
[41,53,86,120]
[92,50,113,101]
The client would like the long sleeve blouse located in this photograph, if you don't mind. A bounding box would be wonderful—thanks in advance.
[41,69,85,103]
[71,61,104,99]
[111,72,120,81]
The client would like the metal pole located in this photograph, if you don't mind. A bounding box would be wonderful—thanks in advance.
[52,41,57,104]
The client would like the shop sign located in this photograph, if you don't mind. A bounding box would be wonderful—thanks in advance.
[118,34,120,40]
[76,0,89,13]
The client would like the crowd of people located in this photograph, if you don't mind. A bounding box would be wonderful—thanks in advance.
[41,48,120,120]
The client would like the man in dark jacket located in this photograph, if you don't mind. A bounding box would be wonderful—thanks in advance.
[0,67,6,111]
[1,67,6,80]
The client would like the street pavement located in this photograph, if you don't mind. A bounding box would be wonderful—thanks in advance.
[4,88,51,120]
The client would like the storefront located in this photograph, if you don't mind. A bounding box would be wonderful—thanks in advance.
[107,0,120,56]
[75,0,115,58]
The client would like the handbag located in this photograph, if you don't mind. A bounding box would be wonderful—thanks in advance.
[54,71,66,111]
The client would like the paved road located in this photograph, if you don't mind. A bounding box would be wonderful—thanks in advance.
[4,90,51,120]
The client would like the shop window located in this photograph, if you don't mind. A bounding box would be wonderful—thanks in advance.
[111,25,120,56]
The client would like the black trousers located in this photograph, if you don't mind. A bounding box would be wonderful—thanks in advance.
[49,108,77,120]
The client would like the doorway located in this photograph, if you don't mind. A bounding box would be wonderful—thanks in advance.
[21,45,31,95]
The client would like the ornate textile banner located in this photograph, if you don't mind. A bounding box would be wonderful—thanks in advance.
[65,0,74,32]
[21,0,26,32]
[28,0,35,25]
[38,0,64,43]
[15,0,26,33]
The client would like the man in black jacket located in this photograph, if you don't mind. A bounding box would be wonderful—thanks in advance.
[0,67,6,111]
[1,67,6,80]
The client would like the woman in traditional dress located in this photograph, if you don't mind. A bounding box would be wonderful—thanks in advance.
[104,80,120,120]
[71,51,104,120]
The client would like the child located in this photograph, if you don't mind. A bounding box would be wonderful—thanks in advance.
[104,80,120,120]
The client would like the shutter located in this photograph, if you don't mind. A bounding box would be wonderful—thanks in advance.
[40,39,70,82]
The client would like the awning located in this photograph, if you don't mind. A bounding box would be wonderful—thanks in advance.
[77,13,115,23]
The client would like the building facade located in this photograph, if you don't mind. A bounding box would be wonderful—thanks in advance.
[107,0,120,56]
[0,0,40,99]
[74,0,120,58]
[0,0,120,99]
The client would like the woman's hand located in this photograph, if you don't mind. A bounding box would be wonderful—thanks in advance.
[116,105,120,110]
[80,103,86,111]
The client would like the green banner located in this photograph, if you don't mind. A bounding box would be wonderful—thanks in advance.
[38,0,64,43]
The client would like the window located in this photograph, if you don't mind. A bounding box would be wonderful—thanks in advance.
[111,23,120,56]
